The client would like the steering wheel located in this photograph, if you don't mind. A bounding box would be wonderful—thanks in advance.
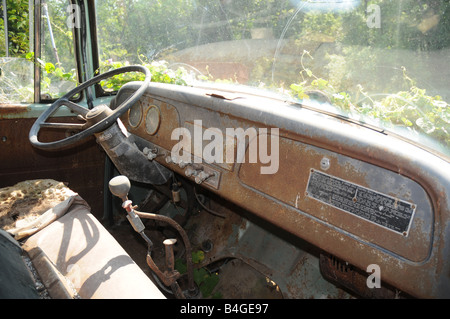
[29,65,150,150]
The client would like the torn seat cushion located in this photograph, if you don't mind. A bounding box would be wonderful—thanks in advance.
[0,179,78,238]
[0,179,165,299]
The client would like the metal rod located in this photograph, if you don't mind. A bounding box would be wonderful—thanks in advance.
[163,238,177,271]
[2,0,8,57]
[42,1,60,65]
[33,0,41,103]
[40,122,85,130]
[78,0,94,109]
[135,210,196,294]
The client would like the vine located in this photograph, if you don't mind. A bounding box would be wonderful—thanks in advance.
[289,50,450,149]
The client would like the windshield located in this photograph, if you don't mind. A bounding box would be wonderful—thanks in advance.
[95,0,450,157]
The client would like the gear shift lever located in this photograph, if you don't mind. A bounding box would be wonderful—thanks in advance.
[109,175,131,202]
[109,175,147,237]
[108,175,197,297]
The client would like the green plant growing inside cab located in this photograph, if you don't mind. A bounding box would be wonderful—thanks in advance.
[26,52,78,98]
[289,50,450,151]
[174,250,221,299]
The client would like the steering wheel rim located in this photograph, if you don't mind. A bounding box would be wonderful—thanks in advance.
[29,65,150,150]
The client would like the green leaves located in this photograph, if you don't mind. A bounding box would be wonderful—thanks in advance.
[289,83,309,100]
[3,0,30,57]
[174,250,221,298]
[191,250,205,264]
[352,87,449,148]
[30,58,78,98]
[45,62,56,74]
[99,60,189,91]
[193,267,220,298]
[289,59,450,151]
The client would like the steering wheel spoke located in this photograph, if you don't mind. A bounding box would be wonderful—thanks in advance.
[40,122,86,130]
[56,99,90,117]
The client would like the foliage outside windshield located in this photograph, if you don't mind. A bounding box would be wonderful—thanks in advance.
[95,0,449,156]
[1,1,448,156]
[0,0,77,103]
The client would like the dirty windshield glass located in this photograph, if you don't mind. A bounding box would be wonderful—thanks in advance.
[95,0,450,157]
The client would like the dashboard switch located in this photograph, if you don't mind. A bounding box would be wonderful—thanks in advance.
[143,147,159,160]
[185,166,200,177]
[165,154,174,164]
[195,171,214,184]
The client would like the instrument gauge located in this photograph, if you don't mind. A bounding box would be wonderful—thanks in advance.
[145,105,161,135]
[128,102,143,128]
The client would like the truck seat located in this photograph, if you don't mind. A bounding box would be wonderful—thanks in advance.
[1,179,165,299]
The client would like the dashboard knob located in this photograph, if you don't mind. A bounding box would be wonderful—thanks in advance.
[165,155,174,164]
[178,160,189,168]
[184,166,198,177]
[195,171,213,184]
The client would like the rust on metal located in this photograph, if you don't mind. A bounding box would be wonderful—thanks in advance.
[319,253,404,299]
[0,105,30,119]
[112,86,449,298]
[0,118,106,219]
[135,210,195,293]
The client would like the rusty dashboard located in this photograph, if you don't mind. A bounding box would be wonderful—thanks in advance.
[113,82,450,298]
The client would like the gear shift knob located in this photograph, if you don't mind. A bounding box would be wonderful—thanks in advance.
[109,175,131,201]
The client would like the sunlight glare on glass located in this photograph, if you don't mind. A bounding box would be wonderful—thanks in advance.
[290,0,361,12]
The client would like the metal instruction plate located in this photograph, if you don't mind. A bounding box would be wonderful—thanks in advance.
[306,169,416,236]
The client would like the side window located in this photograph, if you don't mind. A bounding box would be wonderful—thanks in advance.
[39,0,78,100]
[0,0,78,104]
[0,0,34,103]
